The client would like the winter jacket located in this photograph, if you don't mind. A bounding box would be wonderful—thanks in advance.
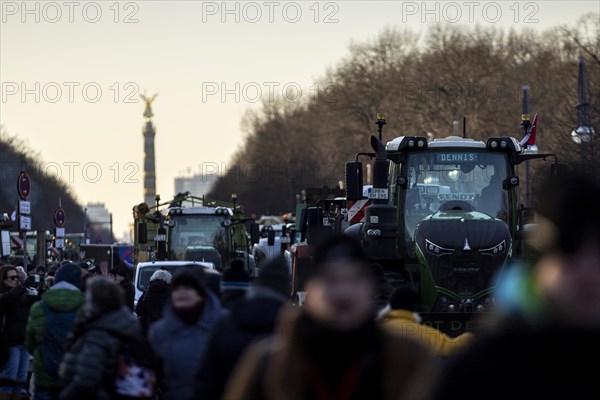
[120,280,135,312]
[194,287,286,400]
[59,307,141,400]
[224,308,435,400]
[135,279,170,335]
[25,282,85,388]
[0,284,39,347]
[433,318,600,400]
[380,309,473,356]
[149,291,225,400]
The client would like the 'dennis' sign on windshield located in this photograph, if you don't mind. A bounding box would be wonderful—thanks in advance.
[435,152,479,163]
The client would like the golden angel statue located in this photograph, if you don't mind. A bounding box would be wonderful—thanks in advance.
[140,92,158,119]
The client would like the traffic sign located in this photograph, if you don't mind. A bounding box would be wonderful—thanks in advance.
[54,207,66,227]
[55,238,65,249]
[1,231,10,256]
[17,171,31,200]
[18,201,31,215]
[55,227,65,237]
[19,216,32,230]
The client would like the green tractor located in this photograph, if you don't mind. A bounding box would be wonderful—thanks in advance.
[341,115,558,333]
[133,192,254,272]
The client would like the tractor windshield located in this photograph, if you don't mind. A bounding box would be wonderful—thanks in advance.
[169,214,227,261]
[403,150,509,245]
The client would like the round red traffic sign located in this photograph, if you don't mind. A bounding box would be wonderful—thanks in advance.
[17,171,31,200]
[54,207,66,227]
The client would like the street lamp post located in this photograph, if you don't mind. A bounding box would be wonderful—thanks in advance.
[571,57,595,163]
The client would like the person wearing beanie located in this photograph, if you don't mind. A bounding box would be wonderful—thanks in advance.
[194,256,290,400]
[59,276,142,400]
[224,235,434,400]
[136,269,172,335]
[25,263,85,400]
[220,258,250,310]
[149,267,225,400]
[378,287,473,357]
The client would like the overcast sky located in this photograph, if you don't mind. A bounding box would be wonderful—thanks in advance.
[1,0,598,237]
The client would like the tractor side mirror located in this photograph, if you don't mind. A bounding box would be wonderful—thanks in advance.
[345,162,363,200]
[503,176,520,190]
[137,222,147,244]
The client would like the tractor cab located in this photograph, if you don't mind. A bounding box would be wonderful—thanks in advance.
[386,135,519,312]
[345,129,556,320]
[133,193,253,272]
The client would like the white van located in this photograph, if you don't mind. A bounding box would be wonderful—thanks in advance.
[134,260,215,304]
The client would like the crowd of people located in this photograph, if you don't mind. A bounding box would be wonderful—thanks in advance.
[0,173,598,400]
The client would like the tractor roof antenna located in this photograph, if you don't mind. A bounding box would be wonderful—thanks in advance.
[376,113,386,141]
[577,56,591,127]
[571,56,595,145]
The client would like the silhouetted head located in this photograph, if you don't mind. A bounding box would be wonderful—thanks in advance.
[171,267,206,310]
[86,275,125,314]
[304,235,374,330]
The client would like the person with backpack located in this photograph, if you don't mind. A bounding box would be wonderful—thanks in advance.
[59,276,155,400]
[25,263,85,400]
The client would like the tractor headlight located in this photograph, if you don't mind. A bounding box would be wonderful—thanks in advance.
[425,239,455,255]
[478,240,506,255]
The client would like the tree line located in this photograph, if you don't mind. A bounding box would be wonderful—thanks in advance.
[209,14,600,216]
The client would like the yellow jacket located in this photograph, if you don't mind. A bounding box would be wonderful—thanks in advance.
[380,309,473,356]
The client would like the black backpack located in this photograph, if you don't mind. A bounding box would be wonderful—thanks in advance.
[39,301,78,378]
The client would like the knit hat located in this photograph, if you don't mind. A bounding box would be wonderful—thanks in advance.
[150,269,172,284]
[171,267,206,296]
[309,235,371,280]
[389,286,418,312]
[221,258,250,292]
[257,256,290,297]
[55,263,82,287]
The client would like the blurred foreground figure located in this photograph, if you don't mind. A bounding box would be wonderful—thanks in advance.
[149,268,225,400]
[434,174,600,399]
[193,256,290,400]
[379,287,472,357]
[224,236,433,400]
[26,263,84,400]
[59,276,145,400]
